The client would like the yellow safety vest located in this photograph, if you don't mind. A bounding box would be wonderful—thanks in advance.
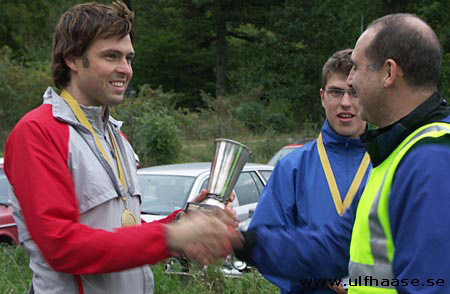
[348,122,450,293]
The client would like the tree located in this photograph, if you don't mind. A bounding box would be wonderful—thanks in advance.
[131,0,283,106]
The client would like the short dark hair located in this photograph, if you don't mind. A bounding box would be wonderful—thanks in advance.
[321,49,353,88]
[366,13,442,89]
[52,1,134,89]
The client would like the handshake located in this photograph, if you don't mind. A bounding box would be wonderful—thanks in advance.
[165,189,243,265]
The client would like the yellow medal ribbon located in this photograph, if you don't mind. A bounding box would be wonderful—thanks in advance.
[60,90,137,226]
[317,132,370,216]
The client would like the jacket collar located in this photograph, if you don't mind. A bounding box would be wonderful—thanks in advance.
[43,87,123,132]
[361,92,450,167]
[321,119,365,150]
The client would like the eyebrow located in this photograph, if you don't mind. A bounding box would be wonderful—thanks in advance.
[327,86,354,90]
[101,49,135,58]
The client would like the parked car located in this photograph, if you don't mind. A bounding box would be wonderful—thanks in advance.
[137,162,273,223]
[0,158,19,245]
[267,144,304,166]
[267,139,313,166]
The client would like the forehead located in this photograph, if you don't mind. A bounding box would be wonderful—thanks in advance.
[88,34,134,54]
[352,28,376,63]
[325,72,349,88]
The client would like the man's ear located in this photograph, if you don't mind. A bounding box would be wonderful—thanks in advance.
[383,59,403,88]
[64,55,79,72]
[320,88,326,108]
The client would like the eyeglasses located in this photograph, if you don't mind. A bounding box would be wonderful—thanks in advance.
[324,88,358,99]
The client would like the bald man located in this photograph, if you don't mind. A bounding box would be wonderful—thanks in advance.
[234,14,450,294]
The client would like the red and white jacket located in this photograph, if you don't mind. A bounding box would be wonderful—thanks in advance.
[4,87,178,294]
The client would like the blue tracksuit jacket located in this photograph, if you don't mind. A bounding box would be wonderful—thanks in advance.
[249,119,371,293]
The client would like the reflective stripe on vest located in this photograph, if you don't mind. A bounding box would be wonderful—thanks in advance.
[348,122,450,294]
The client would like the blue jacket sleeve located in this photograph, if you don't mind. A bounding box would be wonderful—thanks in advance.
[389,142,450,293]
[247,163,300,292]
[248,193,357,282]
[249,162,297,230]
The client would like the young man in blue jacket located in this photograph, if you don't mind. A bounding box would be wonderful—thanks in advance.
[236,13,450,294]
[248,49,370,293]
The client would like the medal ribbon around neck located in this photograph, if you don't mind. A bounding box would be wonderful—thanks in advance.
[60,90,137,226]
[317,132,370,216]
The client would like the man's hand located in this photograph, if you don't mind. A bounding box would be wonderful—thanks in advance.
[189,189,239,228]
[329,284,348,293]
[165,211,242,264]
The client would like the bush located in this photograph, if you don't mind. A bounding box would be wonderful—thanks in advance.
[112,85,182,167]
[185,91,247,140]
[0,46,52,149]
[135,109,181,166]
[233,101,266,133]
[250,129,291,163]
[266,112,292,133]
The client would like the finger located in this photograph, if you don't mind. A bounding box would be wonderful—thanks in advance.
[329,284,347,294]
[228,191,236,203]
[184,243,204,261]
[191,244,215,265]
[192,189,209,203]
[223,207,239,227]
[212,209,235,227]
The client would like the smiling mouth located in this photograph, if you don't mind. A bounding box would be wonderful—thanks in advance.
[111,81,125,87]
[338,113,355,119]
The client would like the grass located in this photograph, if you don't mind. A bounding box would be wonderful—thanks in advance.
[0,245,33,294]
[0,245,278,293]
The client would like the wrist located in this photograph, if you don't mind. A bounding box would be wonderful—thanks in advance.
[165,224,183,256]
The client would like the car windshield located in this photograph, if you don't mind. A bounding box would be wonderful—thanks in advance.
[0,170,10,205]
[137,174,195,215]
[267,148,298,166]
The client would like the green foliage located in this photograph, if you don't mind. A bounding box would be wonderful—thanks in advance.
[229,0,368,125]
[0,46,52,150]
[411,0,450,98]
[251,129,289,163]
[151,261,279,294]
[0,244,33,293]
[0,0,82,63]
[136,109,181,166]
[187,91,248,140]
[112,85,182,167]
[234,101,265,133]
[131,1,216,108]
[0,0,449,151]
[266,112,292,133]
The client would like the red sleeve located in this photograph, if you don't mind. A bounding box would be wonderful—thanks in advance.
[4,105,171,275]
[153,209,183,224]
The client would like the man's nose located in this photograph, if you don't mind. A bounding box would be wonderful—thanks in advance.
[346,71,353,87]
[116,59,132,76]
[340,91,353,107]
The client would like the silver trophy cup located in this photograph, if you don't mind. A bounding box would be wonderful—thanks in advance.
[185,138,252,212]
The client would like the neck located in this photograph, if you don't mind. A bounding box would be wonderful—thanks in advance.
[63,85,107,117]
[376,88,434,128]
[65,84,102,107]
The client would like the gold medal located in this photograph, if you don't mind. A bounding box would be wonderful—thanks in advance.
[121,208,138,227]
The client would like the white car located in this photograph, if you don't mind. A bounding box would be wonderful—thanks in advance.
[137,162,273,223]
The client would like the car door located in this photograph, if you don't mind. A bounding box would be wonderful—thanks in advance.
[233,171,265,222]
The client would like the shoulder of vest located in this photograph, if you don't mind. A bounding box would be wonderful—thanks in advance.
[409,132,450,151]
